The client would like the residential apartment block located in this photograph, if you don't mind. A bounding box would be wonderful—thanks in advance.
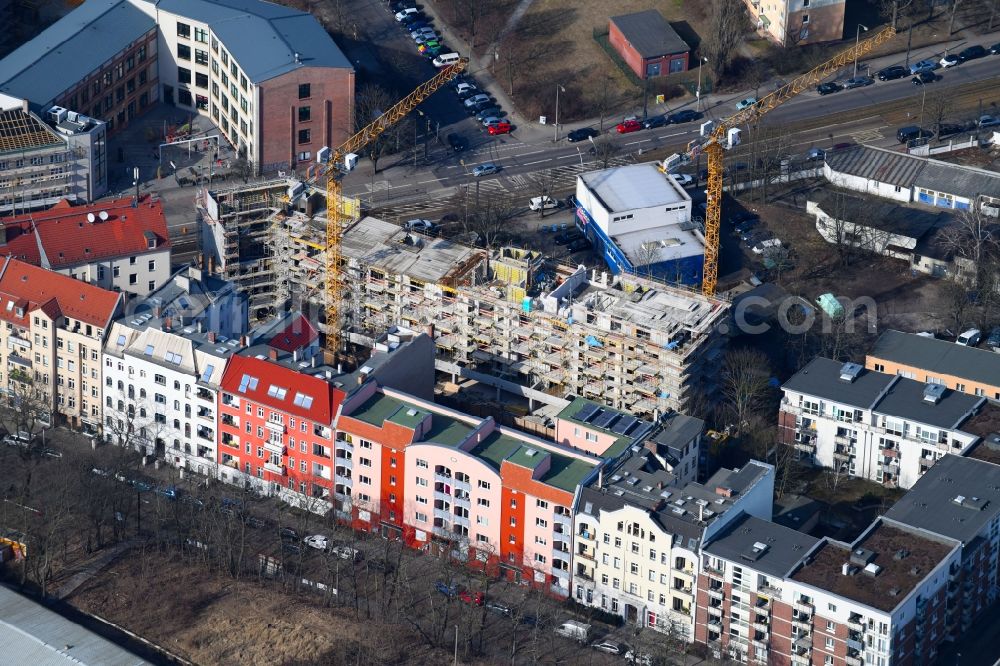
[0,258,121,430]
[2,195,170,295]
[336,385,601,594]
[742,0,845,46]
[698,514,962,665]
[102,266,247,473]
[573,454,773,641]
[867,329,1000,402]
[0,0,354,169]
[0,94,108,215]
[779,358,992,488]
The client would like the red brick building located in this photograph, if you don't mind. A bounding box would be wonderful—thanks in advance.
[609,10,690,80]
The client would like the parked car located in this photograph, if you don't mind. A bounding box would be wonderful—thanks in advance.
[394,7,419,21]
[404,218,435,231]
[481,116,503,127]
[435,581,459,597]
[896,125,932,143]
[454,82,477,97]
[957,328,982,346]
[303,534,328,550]
[566,127,600,142]
[466,99,494,114]
[282,542,302,555]
[330,546,362,561]
[730,210,759,226]
[940,53,961,68]
[667,109,701,124]
[554,620,591,642]
[937,123,969,138]
[753,238,782,254]
[591,641,624,655]
[672,173,694,187]
[446,133,467,151]
[488,121,512,135]
[432,52,461,68]
[616,119,642,133]
[911,70,936,85]
[991,43,1000,55]
[845,75,874,88]
[566,238,592,253]
[485,600,512,616]
[986,327,1000,350]
[642,115,667,129]
[279,527,299,541]
[958,44,987,62]
[876,65,908,80]
[41,447,61,458]
[553,229,583,245]
[735,97,758,111]
[156,485,178,499]
[459,590,484,605]
[410,28,436,40]
[979,115,1000,128]
[463,94,490,109]
[475,106,502,121]
[909,59,938,74]
[418,43,442,56]
[806,147,826,161]
[529,195,559,211]
[472,163,499,177]
[817,81,842,95]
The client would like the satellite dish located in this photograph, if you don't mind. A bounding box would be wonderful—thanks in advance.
[86,213,96,223]
[98,211,109,221]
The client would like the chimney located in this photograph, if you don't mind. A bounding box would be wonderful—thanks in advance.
[207,331,216,343]
[163,317,171,331]
[240,335,249,347]
[197,320,203,333]
[293,349,300,362]
[698,503,704,521]
[311,355,318,368]
[268,348,278,361]
[598,466,604,487]
[357,374,364,386]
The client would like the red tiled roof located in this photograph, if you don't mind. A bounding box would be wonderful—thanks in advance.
[220,354,344,424]
[0,195,170,268]
[268,314,318,353]
[0,258,121,328]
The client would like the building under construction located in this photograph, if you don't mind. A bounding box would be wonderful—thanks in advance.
[267,214,730,416]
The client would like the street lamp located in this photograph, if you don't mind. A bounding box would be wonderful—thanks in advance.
[554,84,566,143]
[696,57,708,112]
[853,24,868,78]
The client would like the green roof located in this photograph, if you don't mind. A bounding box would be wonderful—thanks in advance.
[388,405,428,429]
[473,431,596,493]
[507,444,551,470]
[423,414,475,448]
[544,457,596,493]
[349,393,406,427]
[470,431,522,470]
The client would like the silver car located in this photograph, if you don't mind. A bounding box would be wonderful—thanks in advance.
[472,163,499,177]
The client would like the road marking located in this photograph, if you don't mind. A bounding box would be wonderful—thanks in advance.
[416,178,443,184]
[657,131,689,140]
[524,158,552,165]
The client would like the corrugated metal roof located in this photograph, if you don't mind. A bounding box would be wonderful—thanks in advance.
[916,160,1000,200]
[0,0,155,105]
[610,10,690,59]
[580,163,689,213]
[825,145,925,187]
[0,586,149,665]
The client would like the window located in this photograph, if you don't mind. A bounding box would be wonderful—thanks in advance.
[585,431,598,442]
[298,106,311,122]
[825,638,834,649]
[177,44,191,61]
[298,129,311,145]
[194,27,208,43]
[477,498,489,507]
[298,83,311,99]
[415,477,427,486]
[535,518,548,528]
[195,72,208,88]
[477,480,491,490]
[176,22,190,38]
[536,499,549,509]
[801,14,810,23]
[178,67,191,84]
[415,512,428,522]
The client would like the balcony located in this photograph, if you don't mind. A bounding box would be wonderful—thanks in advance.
[195,387,213,402]
[453,476,471,493]
[792,614,812,628]
[707,619,723,633]
[847,616,864,631]
[674,584,694,596]
[920,457,936,470]
[753,619,769,632]
[793,599,813,614]
[196,427,214,442]
[793,636,812,651]
[846,651,863,666]
[434,490,453,503]
[264,461,286,476]
[759,582,782,597]
[576,548,595,562]
[791,652,811,666]
[265,420,286,434]
[577,527,595,541]
[794,441,816,453]
[706,605,723,617]
[882,447,899,458]
[832,449,852,461]
[221,414,237,427]
[707,587,724,601]
[755,596,771,609]
[197,407,214,422]
[264,441,286,455]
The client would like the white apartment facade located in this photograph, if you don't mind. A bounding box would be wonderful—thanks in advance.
[780,358,987,489]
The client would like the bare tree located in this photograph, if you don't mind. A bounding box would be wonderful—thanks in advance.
[354,83,405,174]
[590,138,621,169]
[948,0,963,34]
[464,192,522,249]
[937,206,1000,292]
[922,89,954,138]
[719,348,773,436]
[591,74,619,133]
[702,0,747,80]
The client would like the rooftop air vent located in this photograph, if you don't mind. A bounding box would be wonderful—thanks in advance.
[923,383,946,404]
[839,362,863,383]
[863,563,882,577]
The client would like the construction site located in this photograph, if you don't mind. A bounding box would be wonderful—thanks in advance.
[197,177,730,416]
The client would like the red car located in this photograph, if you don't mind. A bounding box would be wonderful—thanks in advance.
[459,590,484,606]
[616,119,641,134]
[488,121,511,135]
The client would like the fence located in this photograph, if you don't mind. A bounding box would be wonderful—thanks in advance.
[908,135,980,157]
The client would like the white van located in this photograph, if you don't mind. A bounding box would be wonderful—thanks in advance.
[956,328,981,346]
[529,196,558,211]
[433,53,461,68]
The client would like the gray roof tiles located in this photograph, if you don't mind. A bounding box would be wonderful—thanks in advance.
[885,454,1000,544]
[610,10,690,58]
[782,357,896,409]
[703,512,819,577]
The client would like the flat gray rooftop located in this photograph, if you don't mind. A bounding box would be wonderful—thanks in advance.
[580,163,689,213]
[703,512,818,578]
[782,357,895,409]
[868,329,1000,392]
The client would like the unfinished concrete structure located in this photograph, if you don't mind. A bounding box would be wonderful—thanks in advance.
[268,215,729,416]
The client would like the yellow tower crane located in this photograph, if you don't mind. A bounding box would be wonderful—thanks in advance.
[310,58,468,356]
[693,26,895,297]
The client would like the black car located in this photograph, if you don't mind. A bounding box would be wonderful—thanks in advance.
[475,106,502,121]
[991,43,1000,55]
[844,76,874,89]
[566,238,592,253]
[958,45,987,62]
[937,123,969,138]
[911,71,936,85]
[667,109,701,124]
[553,230,583,245]
[896,125,933,143]
[642,115,667,129]
[817,82,842,95]
[467,99,494,114]
[566,127,600,142]
[446,133,467,152]
[876,65,908,81]
[730,210,759,226]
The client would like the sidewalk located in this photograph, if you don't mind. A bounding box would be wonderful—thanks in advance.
[53,538,139,600]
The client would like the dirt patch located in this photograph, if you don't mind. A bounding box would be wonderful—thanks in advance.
[67,550,434,665]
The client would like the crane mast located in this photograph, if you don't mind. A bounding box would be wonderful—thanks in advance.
[313,59,468,357]
[698,25,896,296]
